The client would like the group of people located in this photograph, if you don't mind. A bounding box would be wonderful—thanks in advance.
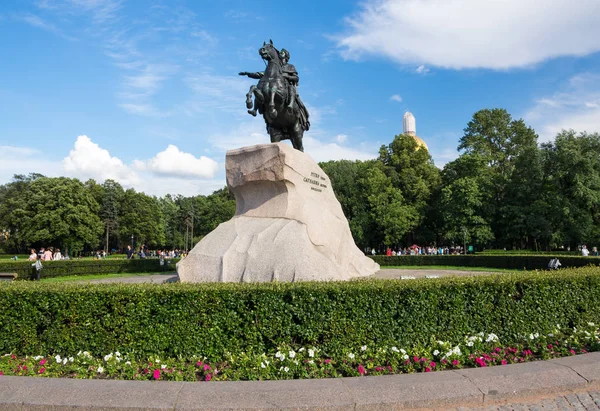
[580,245,599,256]
[124,245,186,260]
[28,247,65,261]
[371,245,465,256]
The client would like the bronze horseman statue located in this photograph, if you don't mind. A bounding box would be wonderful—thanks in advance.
[239,40,310,151]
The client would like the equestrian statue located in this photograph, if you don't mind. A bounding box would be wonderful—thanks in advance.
[239,40,310,152]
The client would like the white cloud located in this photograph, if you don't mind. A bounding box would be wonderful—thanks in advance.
[0,146,41,157]
[336,134,348,143]
[336,0,600,70]
[304,137,376,163]
[415,65,430,74]
[133,145,219,179]
[525,73,600,141]
[63,135,141,186]
[389,94,403,103]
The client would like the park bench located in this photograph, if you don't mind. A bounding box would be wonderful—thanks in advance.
[0,272,17,281]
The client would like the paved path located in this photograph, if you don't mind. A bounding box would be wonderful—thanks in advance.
[1,352,599,410]
[82,268,499,284]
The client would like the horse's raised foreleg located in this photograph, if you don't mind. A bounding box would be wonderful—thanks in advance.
[246,86,256,109]
[291,122,304,152]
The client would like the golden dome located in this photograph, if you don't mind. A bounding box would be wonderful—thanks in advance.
[411,134,428,151]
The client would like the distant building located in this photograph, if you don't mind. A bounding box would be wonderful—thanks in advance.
[402,111,428,151]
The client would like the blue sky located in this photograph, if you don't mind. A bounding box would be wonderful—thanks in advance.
[1,0,599,196]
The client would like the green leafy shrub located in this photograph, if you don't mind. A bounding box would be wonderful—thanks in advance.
[1,267,600,360]
[370,255,600,270]
[0,258,179,280]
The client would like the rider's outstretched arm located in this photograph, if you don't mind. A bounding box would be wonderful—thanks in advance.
[239,71,264,80]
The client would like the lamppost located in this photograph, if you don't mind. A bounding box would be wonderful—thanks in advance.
[131,234,134,249]
[462,227,467,255]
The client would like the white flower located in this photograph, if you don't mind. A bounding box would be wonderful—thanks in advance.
[294,360,298,365]
[161,364,167,369]
[55,355,61,363]
[289,350,296,359]
[529,334,535,340]
[308,349,315,358]
[275,351,285,361]
[68,357,74,363]
[467,341,474,347]
[104,354,112,362]
[115,352,121,357]
[125,361,131,366]
[116,357,121,363]
[83,351,91,358]
[588,322,595,327]
[279,366,283,371]
[361,345,367,351]
[478,332,485,337]
[284,367,289,372]
[400,348,406,354]
[261,362,266,369]
[486,333,499,342]
[62,358,68,365]
[97,366,104,373]
[534,332,539,338]
[33,356,43,360]
[348,353,355,359]
[308,360,314,364]
[445,351,453,358]
[452,346,462,356]
[402,354,409,360]
[298,347,305,352]
[155,359,161,364]
[391,347,400,353]
[433,350,440,356]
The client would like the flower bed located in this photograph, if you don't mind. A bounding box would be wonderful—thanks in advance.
[1,324,598,381]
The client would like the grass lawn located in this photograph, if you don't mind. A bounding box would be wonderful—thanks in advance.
[39,272,176,283]
[380,265,523,273]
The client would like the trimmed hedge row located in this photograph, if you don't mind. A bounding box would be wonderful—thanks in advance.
[370,255,600,270]
[1,268,600,359]
[0,258,179,280]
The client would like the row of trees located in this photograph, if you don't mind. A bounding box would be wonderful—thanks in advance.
[0,175,235,255]
[322,108,600,251]
[1,108,598,254]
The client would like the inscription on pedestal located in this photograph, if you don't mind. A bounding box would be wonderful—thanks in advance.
[303,171,327,192]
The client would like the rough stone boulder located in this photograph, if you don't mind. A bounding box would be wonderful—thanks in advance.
[177,143,379,282]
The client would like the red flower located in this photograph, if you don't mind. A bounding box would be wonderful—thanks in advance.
[205,374,212,382]
[413,356,419,362]
[375,366,383,372]
[153,369,160,380]
[11,354,16,360]
[196,361,203,367]
[324,359,331,364]
[0,371,4,376]
[442,359,448,365]
[475,358,487,367]
[547,344,553,350]
[39,359,46,366]
[451,360,459,366]
[570,349,576,355]
[501,359,507,365]
[425,367,431,372]
[358,364,366,375]
[39,368,45,374]
[429,361,436,368]
[203,364,211,371]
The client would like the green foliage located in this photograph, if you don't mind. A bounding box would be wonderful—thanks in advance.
[0,258,179,280]
[2,268,600,359]
[371,255,600,270]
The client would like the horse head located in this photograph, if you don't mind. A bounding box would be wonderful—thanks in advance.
[259,40,281,64]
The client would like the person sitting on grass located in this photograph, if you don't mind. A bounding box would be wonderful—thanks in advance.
[28,248,37,261]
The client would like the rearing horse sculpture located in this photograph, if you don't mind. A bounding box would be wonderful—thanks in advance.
[239,40,310,152]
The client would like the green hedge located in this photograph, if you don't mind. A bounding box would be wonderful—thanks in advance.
[370,255,600,270]
[0,258,179,280]
[1,268,600,359]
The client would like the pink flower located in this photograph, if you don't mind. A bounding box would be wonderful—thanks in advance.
[442,359,448,365]
[452,360,459,366]
[358,364,366,375]
[429,361,436,368]
[153,369,161,380]
[501,359,507,365]
[205,374,212,382]
[413,356,419,362]
[475,358,487,367]
[39,368,45,374]
[0,371,4,376]
[39,359,46,366]
[570,349,576,355]
[495,347,502,352]
[203,364,211,371]
[196,361,203,367]
[11,354,16,360]
[387,366,393,371]
[547,344,553,350]
[375,367,383,372]
[324,359,331,364]
[425,367,431,372]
